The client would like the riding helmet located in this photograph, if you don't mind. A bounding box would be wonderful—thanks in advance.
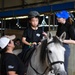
[28,11,40,18]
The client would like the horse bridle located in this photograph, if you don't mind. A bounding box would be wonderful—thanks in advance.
[47,41,64,66]
[30,40,64,75]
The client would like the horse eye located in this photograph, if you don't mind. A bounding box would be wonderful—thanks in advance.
[49,50,52,53]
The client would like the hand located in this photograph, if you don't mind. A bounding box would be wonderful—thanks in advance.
[30,42,37,47]
[38,42,41,45]
[32,42,37,45]
[42,32,47,37]
[30,42,37,48]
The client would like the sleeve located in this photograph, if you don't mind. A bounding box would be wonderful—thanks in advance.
[22,28,28,38]
[68,25,75,40]
[56,23,61,37]
[40,28,43,39]
[5,56,18,72]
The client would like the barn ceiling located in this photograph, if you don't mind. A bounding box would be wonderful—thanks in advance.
[0,0,74,12]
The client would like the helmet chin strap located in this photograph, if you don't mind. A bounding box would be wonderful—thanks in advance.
[31,26,38,30]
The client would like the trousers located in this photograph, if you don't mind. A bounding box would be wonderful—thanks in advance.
[63,43,70,75]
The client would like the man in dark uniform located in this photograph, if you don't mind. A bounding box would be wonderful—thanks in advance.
[0,35,25,75]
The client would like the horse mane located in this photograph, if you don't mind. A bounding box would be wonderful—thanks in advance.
[40,36,62,63]
[40,39,47,63]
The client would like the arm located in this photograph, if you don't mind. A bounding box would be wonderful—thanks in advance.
[63,39,75,44]
[22,37,37,46]
[7,71,18,75]
[5,55,20,75]
[22,28,37,46]
[22,37,31,46]
[69,24,75,40]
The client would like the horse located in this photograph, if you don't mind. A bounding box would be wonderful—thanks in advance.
[26,32,67,75]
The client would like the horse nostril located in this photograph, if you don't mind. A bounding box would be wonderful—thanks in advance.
[57,73,60,75]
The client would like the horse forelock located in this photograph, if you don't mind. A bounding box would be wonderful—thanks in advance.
[53,36,62,45]
[40,39,47,63]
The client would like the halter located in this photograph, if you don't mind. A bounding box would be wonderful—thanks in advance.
[30,40,64,75]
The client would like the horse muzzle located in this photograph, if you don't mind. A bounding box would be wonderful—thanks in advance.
[56,71,67,75]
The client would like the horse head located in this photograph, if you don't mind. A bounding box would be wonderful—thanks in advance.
[26,32,67,75]
[45,32,67,75]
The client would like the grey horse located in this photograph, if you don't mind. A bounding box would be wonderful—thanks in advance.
[26,32,67,75]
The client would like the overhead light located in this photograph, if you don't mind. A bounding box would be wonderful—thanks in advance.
[16,16,28,19]
[3,14,44,20]
[4,17,13,20]
[3,16,28,20]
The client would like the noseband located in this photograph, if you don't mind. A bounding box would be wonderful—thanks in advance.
[30,40,64,75]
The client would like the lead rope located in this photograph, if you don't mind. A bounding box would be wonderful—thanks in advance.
[30,60,49,75]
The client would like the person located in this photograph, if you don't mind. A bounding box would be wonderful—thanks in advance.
[55,10,75,75]
[15,38,21,46]
[22,11,47,50]
[0,35,25,75]
[19,11,47,72]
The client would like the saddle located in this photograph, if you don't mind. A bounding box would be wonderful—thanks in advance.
[23,46,35,64]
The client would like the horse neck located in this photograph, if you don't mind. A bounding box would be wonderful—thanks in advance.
[31,45,49,73]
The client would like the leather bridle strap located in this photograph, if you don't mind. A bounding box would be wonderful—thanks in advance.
[30,60,49,75]
[51,61,64,65]
[47,40,54,46]
[47,40,64,65]
[47,50,64,65]
[47,49,64,65]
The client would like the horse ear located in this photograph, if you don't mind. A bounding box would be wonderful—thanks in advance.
[59,32,66,41]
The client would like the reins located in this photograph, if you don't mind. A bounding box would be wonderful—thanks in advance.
[29,41,53,75]
[30,40,64,75]
[30,60,49,75]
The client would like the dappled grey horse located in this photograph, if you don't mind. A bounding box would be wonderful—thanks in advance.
[26,32,67,75]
